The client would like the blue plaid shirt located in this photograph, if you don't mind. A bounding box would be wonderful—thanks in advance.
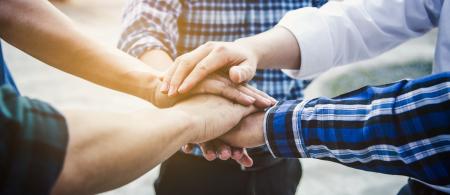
[265,72,450,192]
[118,0,327,155]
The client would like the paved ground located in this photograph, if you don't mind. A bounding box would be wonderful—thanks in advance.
[3,0,437,194]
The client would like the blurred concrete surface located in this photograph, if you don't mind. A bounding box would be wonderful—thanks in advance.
[4,0,438,194]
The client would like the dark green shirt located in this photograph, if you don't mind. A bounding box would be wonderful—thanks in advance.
[0,85,68,194]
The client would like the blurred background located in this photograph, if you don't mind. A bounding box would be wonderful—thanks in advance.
[2,0,436,194]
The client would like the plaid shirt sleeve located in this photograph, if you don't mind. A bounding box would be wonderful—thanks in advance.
[117,0,182,58]
[0,85,68,194]
[264,72,450,187]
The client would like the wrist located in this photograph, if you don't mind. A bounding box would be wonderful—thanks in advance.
[164,108,198,144]
[133,70,162,104]
[234,38,264,69]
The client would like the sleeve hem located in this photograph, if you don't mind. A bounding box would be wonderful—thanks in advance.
[264,100,310,158]
[276,7,335,79]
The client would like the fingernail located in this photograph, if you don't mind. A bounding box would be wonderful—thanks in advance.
[237,70,244,83]
[160,83,169,92]
[168,86,176,96]
[178,83,188,94]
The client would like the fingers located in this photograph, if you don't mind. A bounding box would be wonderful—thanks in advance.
[167,44,215,96]
[178,49,230,94]
[198,142,217,161]
[160,64,178,94]
[231,147,244,160]
[197,141,253,167]
[189,75,274,107]
[168,60,196,96]
[191,79,256,106]
[235,149,254,167]
[181,143,195,154]
[216,141,232,160]
[229,64,255,84]
[237,85,275,108]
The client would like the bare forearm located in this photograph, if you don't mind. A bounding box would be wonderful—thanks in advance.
[236,27,301,70]
[140,49,174,72]
[52,108,192,195]
[0,0,159,99]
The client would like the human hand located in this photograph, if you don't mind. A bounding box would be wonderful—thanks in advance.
[160,41,260,97]
[184,112,265,167]
[169,95,259,144]
[220,112,265,148]
[149,73,275,108]
[182,141,254,167]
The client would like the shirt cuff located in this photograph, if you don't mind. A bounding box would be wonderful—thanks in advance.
[277,7,335,79]
[264,100,309,158]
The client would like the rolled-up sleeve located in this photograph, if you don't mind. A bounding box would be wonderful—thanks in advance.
[118,0,182,58]
[277,0,440,79]
[0,85,68,194]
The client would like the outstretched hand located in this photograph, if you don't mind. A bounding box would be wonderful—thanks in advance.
[150,72,275,108]
[160,41,260,98]
[182,112,266,167]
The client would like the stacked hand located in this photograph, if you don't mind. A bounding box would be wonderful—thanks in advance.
[149,71,274,108]
[160,41,270,167]
[160,41,259,96]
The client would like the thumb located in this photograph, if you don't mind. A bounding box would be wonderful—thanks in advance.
[229,63,255,84]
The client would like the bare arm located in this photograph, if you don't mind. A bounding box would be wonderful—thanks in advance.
[0,0,159,101]
[139,49,174,72]
[51,95,257,195]
[235,27,301,70]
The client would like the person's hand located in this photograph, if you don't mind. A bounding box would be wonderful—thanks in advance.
[220,112,265,148]
[160,41,259,97]
[182,141,254,167]
[148,73,275,108]
[169,95,259,144]
[184,112,265,167]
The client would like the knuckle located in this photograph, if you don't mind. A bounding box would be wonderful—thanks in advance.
[203,41,216,48]
[197,64,209,73]
[213,45,227,53]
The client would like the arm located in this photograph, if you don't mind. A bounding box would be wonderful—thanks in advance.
[0,0,160,101]
[262,72,450,186]
[0,0,273,108]
[161,0,442,93]
[117,0,274,107]
[274,0,440,78]
[51,95,257,195]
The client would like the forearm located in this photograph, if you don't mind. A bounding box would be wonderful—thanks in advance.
[0,0,159,100]
[265,72,450,185]
[139,49,174,72]
[235,27,301,70]
[52,108,192,195]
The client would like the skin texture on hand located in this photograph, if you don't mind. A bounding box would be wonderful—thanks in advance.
[172,95,259,144]
[52,95,258,195]
[140,49,276,108]
[161,41,259,95]
[220,112,265,148]
[184,112,266,167]
[160,27,301,100]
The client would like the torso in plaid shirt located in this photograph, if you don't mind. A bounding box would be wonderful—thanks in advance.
[118,0,327,155]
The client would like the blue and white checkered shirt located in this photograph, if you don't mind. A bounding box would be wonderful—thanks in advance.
[118,0,327,155]
[265,71,450,192]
